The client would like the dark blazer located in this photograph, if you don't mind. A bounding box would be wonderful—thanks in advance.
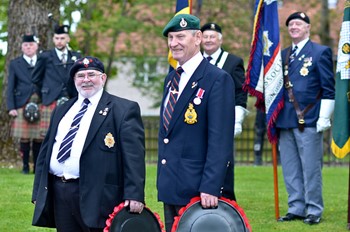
[157,59,235,206]
[221,52,247,108]
[32,91,145,229]
[32,49,81,105]
[6,56,39,110]
[276,40,335,129]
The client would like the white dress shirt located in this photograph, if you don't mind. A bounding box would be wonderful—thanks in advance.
[49,89,103,179]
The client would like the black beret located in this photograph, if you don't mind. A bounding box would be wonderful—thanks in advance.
[54,25,70,34]
[162,14,200,37]
[200,23,222,33]
[22,34,36,43]
[285,12,310,26]
[69,56,105,78]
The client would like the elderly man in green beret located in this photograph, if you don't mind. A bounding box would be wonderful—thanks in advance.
[157,14,236,231]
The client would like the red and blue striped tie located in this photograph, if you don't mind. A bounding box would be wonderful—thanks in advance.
[57,98,90,163]
[163,67,183,131]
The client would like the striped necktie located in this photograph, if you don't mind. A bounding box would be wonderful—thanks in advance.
[289,46,298,63]
[163,66,183,131]
[57,98,90,163]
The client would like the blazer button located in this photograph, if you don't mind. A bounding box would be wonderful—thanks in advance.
[161,159,167,165]
[163,138,169,144]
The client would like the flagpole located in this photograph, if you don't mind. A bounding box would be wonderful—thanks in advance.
[272,143,280,220]
[348,157,350,229]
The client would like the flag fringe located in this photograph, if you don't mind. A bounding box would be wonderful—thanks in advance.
[331,138,350,159]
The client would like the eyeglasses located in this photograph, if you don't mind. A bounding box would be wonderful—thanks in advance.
[75,72,103,80]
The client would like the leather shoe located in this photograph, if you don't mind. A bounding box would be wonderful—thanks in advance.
[277,213,305,222]
[303,214,321,225]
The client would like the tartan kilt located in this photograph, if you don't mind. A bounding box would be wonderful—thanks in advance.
[11,94,43,139]
[11,108,42,139]
[39,102,57,138]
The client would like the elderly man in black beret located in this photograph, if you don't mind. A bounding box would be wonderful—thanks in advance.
[158,14,236,232]
[276,12,335,225]
[32,56,146,231]
[32,24,81,138]
[201,23,248,139]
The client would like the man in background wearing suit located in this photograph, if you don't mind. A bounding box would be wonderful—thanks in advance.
[201,23,248,137]
[276,12,335,225]
[7,34,42,174]
[158,14,235,232]
[32,25,81,138]
[32,56,145,231]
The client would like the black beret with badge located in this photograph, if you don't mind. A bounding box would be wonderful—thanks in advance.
[200,23,222,34]
[162,14,200,37]
[69,56,105,78]
[54,24,70,34]
[285,12,310,26]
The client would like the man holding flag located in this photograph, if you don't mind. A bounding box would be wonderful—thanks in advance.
[276,12,335,225]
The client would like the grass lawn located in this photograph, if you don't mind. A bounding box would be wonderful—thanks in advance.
[0,164,349,232]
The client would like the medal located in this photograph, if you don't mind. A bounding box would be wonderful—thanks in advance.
[194,88,205,105]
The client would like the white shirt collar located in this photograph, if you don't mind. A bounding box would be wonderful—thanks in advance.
[203,47,222,63]
[293,38,309,55]
[23,54,37,65]
[78,88,103,107]
[179,51,204,78]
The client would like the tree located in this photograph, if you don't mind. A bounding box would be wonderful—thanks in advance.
[0,0,59,164]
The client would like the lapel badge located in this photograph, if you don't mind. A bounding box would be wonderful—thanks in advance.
[99,107,109,116]
[184,103,197,125]
[299,57,312,77]
[191,82,198,89]
[104,132,115,148]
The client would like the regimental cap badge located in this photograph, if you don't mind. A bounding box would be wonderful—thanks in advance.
[104,132,115,148]
[83,58,91,67]
[210,24,216,30]
[180,18,187,28]
[300,13,306,19]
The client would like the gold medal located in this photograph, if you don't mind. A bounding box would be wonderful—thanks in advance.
[300,67,309,76]
[184,103,197,124]
[104,132,115,148]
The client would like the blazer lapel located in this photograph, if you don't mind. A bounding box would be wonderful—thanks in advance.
[289,41,312,76]
[166,60,207,134]
[82,91,111,153]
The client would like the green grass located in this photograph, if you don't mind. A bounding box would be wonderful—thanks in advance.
[0,165,349,232]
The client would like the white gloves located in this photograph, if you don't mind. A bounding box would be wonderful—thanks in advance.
[316,99,335,132]
[234,106,249,137]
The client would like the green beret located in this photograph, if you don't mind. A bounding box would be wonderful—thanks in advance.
[162,14,200,37]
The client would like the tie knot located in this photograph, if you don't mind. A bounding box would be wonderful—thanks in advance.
[83,98,90,105]
[176,66,184,75]
[206,56,212,62]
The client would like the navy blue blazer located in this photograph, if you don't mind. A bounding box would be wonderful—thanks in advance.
[276,40,335,129]
[32,91,145,228]
[157,59,235,206]
[7,56,39,110]
[32,49,81,105]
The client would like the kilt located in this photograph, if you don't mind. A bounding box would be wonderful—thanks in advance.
[39,102,57,137]
[11,107,42,139]
[11,93,42,140]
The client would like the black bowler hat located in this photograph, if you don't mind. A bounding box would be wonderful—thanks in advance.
[285,12,310,26]
[22,34,36,43]
[200,23,222,33]
[54,25,70,34]
[69,56,105,78]
[172,197,252,232]
[104,203,164,232]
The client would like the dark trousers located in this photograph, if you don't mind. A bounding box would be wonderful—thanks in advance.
[53,177,102,232]
[163,203,184,232]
